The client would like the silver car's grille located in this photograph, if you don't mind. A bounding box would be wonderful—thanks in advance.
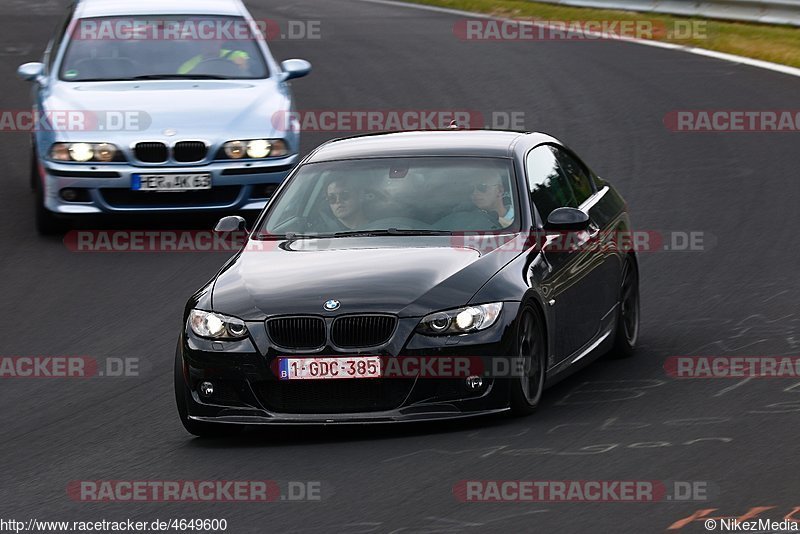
[134,142,168,163]
[173,141,207,163]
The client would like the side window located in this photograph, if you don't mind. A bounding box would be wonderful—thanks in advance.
[553,148,594,206]
[525,145,577,220]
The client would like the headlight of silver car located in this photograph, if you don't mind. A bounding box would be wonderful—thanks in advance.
[49,142,123,162]
[416,303,503,335]
[188,309,249,340]
[220,139,289,159]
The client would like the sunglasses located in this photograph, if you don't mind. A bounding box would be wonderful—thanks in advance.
[473,183,501,193]
[327,191,353,204]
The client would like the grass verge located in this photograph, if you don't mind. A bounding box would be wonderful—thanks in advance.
[406,0,800,69]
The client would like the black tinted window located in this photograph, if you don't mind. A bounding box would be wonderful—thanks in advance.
[259,157,520,235]
[554,148,594,205]
[525,145,576,219]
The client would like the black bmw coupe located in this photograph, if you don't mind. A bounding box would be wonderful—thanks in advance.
[175,130,639,436]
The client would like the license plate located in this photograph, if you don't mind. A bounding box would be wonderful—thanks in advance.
[278,356,382,380]
[132,173,211,191]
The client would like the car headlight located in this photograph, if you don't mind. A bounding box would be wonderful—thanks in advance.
[50,142,123,162]
[188,309,249,340]
[223,140,246,159]
[416,303,503,335]
[220,139,289,159]
[69,143,93,162]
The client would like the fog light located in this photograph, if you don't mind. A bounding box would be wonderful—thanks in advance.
[199,381,214,397]
[60,188,90,202]
[465,375,483,390]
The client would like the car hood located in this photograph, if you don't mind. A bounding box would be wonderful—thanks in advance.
[42,79,289,140]
[211,235,528,319]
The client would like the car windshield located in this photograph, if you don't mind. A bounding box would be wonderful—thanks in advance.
[59,16,269,81]
[257,157,520,237]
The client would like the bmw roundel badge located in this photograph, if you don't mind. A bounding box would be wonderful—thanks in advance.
[324,299,340,311]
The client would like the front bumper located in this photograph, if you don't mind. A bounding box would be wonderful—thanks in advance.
[38,156,297,215]
[178,303,521,424]
[189,408,511,425]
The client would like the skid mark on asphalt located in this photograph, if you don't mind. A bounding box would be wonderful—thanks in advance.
[285,510,549,533]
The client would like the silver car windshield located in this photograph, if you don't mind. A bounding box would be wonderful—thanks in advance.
[59,16,269,81]
[258,157,520,237]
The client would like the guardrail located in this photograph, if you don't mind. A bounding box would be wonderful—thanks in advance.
[529,0,800,26]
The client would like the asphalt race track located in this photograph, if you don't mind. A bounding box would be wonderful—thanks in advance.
[2,0,800,532]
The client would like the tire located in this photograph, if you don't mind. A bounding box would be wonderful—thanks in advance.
[34,187,68,236]
[608,255,640,358]
[509,304,547,416]
[174,345,242,438]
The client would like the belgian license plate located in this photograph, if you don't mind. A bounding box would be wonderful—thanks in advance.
[278,356,382,380]
[132,173,211,191]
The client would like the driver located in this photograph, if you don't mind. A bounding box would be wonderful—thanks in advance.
[470,171,514,228]
[326,178,368,230]
[177,41,250,75]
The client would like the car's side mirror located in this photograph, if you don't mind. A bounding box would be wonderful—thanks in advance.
[17,62,44,82]
[214,215,248,233]
[280,59,311,81]
[545,207,590,231]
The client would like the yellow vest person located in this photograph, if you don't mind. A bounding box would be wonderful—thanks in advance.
[177,48,249,75]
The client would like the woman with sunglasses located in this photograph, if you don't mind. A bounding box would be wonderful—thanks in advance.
[326,178,368,230]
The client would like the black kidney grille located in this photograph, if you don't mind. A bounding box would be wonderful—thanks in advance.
[332,315,397,348]
[134,142,168,163]
[267,317,326,349]
[257,378,414,414]
[173,141,207,163]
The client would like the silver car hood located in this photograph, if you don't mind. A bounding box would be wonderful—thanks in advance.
[41,79,290,142]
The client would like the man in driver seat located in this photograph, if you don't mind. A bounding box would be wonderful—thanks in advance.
[471,171,514,228]
[177,42,250,75]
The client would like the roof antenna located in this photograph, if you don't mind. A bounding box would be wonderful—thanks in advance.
[448,120,460,130]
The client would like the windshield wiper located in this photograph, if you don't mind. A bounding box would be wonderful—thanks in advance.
[255,232,325,240]
[331,228,452,237]
[132,74,228,80]
[257,229,452,241]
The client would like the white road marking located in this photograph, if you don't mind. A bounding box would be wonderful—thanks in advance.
[356,0,800,79]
